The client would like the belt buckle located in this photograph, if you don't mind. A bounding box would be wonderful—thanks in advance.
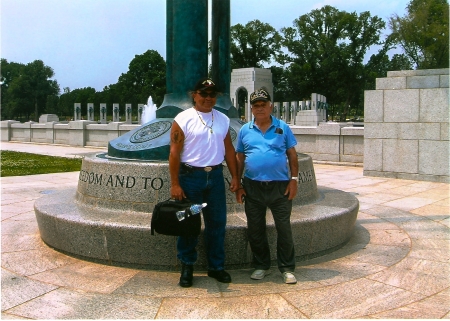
[204,166,212,172]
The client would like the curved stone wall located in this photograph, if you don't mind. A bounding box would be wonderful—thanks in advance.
[34,153,358,269]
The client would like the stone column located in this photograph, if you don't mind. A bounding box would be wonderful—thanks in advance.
[291,101,298,125]
[283,102,289,122]
[159,0,208,118]
[211,0,230,93]
[273,102,280,119]
[138,104,144,124]
[113,104,120,122]
[74,103,81,121]
[100,104,107,124]
[87,103,94,121]
[211,0,235,116]
[166,0,174,95]
[125,104,132,124]
[319,95,327,122]
[311,93,318,110]
[306,100,311,110]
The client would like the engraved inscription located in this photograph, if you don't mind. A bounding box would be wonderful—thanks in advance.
[79,170,164,190]
[298,169,315,183]
[130,121,172,143]
[116,142,153,150]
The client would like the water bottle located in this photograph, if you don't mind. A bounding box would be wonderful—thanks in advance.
[176,203,207,221]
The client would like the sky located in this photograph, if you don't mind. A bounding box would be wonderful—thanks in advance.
[1,0,411,93]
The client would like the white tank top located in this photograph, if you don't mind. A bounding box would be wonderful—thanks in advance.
[174,107,230,167]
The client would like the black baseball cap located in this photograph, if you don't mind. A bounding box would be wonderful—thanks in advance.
[193,78,219,92]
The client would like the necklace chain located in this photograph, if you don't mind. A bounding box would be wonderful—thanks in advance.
[195,109,214,133]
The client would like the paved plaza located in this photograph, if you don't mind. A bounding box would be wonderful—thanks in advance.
[1,142,449,319]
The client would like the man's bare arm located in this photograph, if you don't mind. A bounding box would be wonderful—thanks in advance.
[224,131,239,192]
[235,152,246,203]
[285,147,298,200]
[169,121,186,200]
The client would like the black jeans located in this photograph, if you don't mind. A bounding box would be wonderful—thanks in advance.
[243,177,295,273]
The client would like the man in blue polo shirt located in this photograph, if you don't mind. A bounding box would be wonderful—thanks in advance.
[235,88,299,284]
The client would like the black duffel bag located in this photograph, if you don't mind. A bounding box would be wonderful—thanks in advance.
[150,198,201,237]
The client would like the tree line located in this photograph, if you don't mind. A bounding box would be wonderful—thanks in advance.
[1,49,166,122]
[1,0,448,122]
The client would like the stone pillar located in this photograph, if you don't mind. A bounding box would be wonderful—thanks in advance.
[100,104,107,124]
[306,100,311,110]
[283,102,289,122]
[319,95,327,122]
[291,101,298,125]
[87,103,94,121]
[211,0,230,95]
[166,0,174,94]
[112,104,120,122]
[74,103,81,121]
[311,93,318,110]
[138,104,144,124]
[300,100,306,111]
[108,0,241,161]
[159,0,208,118]
[273,102,280,119]
[125,104,132,124]
[211,0,235,116]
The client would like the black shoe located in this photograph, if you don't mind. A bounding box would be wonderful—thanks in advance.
[207,270,231,283]
[179,264,193,287]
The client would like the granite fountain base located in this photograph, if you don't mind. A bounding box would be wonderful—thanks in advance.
[34,153,359,270]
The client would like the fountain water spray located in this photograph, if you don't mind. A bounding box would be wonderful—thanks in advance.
[141,96,157,124]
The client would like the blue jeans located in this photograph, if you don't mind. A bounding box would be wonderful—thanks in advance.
[177,165,227,271]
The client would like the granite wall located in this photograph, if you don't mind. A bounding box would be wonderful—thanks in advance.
[1,120,364,165]
[364,68,449,183]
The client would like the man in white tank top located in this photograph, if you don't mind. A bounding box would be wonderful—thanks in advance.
[169,78,239,287]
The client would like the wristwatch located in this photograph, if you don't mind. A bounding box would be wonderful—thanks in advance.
[291,176,298,181]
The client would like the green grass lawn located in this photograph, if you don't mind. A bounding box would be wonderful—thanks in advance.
[0,151,82,177]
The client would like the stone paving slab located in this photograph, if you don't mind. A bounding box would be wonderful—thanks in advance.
[1,142,449,319]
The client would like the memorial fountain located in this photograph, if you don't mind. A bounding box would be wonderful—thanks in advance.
[140,96,157,125]
[34,0,359,270]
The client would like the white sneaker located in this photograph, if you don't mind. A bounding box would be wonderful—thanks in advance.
[250,269,271,280]
[282,272,297,284]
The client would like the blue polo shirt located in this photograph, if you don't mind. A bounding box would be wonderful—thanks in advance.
[236,116,297,181]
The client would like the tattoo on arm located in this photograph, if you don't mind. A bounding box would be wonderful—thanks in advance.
[171,129,184,144]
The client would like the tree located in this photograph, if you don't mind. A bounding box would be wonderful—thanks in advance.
[6,60,60,121]
[389,0,449,69]
[115,49,166,107]
[270,66,292,102]
[365,44,413,91]
[1,59,25,120]
[230,20,282,69]
[57,87,98,120]
[57,87,74,119]
[279,6,386,121]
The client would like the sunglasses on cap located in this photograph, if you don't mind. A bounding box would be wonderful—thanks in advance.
[197,91,218,98]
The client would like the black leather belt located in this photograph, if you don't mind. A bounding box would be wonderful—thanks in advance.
[256,180,278,186]
[246,178,287,186]
[182,163,222,172]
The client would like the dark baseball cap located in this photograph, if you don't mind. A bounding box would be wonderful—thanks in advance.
[250,88,271,104]
[193,78,219,92]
